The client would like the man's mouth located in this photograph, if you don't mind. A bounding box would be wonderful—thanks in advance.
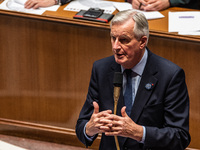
[116,53,123,57]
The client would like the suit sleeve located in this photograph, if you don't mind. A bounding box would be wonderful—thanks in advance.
[60,0,71,5]
[75,63,99,147]
[169,0,190,7]
[143,68,191,150]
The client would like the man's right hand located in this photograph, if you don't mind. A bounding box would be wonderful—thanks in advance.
[85,101,112,137]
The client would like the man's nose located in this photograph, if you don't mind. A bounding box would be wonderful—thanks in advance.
[113,39,121,50]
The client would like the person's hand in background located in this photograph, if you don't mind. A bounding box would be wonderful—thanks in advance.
[24,0,56,9]
[132,0,170,11]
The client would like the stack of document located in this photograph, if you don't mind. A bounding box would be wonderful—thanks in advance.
[64,0,116,14]
[168,11,200,35]
[0,0,164,20]
[65,0,164,20]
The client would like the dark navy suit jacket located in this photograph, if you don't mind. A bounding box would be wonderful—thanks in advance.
[170,0,200,9]
[76,49,190,150]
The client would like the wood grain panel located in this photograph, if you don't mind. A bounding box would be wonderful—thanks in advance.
[0,13,113,129]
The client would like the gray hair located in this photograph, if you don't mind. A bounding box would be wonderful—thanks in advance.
[110,9,149,45]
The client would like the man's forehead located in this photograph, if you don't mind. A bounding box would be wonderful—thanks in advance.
[111,19,134,30]
[110,20,135,36]
[112,18,135,27]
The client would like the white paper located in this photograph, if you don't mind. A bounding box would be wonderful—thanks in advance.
[112,1,132,11]
[178,31,200,35]
[14,0,26,5]
[140,10,164,20]
[0,0,59,15]
[113,2,164,20]
[40,4,59,11]
[168,11,200,33]
[0,140,27,150]
[64,0,116,14]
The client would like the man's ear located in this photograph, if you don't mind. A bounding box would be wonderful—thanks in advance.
[139,36,148,49]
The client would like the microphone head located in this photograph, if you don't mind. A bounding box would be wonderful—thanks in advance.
[113,72,123,87]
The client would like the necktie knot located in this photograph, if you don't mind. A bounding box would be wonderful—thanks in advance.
[125,69,132,77]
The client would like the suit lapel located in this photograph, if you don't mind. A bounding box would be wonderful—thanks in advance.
[131,70,157,122]
[130,51,158,122]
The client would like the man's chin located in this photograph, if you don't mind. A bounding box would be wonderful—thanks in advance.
[115,58,124,65]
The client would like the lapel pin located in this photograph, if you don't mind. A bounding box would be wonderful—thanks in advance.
[145,83,154,90]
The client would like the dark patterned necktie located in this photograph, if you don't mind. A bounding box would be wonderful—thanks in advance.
[124,69,134,116]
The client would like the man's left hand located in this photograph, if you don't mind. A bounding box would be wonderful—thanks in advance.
[99,106,143,142]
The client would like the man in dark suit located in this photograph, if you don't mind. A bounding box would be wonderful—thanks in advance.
[76,10,190,150]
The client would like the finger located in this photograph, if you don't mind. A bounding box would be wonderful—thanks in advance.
[132,0,140,5]
[25,2,36,9]
[102,114,119,121]
[24,1,31,8]
[33,3,40,9]
[121,106,128,117]
[143,0,158,11]
[139,5,145,10]
[102,109,112,115]
[99,124,112,131]
[25,3,34,9]
[143,4,157,11]
[104,131,119,136]
[146,0,156,4]
[99,117,113,125]
[134,0,147,10]
[132,0,140,9]
[24,0,29,6]
[138,0,148,6]
[93,101,99,114]
[94,110,112,121]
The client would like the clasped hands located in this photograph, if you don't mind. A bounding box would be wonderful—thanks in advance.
[85,102,143,142]
[132,0,170,11]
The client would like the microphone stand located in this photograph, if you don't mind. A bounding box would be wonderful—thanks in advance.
[114,86,120,150]
[113,72,123,150]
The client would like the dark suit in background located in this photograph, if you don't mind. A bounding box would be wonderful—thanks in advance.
[170,0,200,9]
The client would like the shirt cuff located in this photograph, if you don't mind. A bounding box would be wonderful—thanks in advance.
[84,122,95,141]
[140,126,146,143]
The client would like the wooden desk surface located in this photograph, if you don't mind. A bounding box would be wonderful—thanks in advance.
[0,2,200,41]
[148,7,200,42]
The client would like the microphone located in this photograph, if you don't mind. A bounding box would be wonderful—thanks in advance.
[113,72,123,150]
[113,72,123,115]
